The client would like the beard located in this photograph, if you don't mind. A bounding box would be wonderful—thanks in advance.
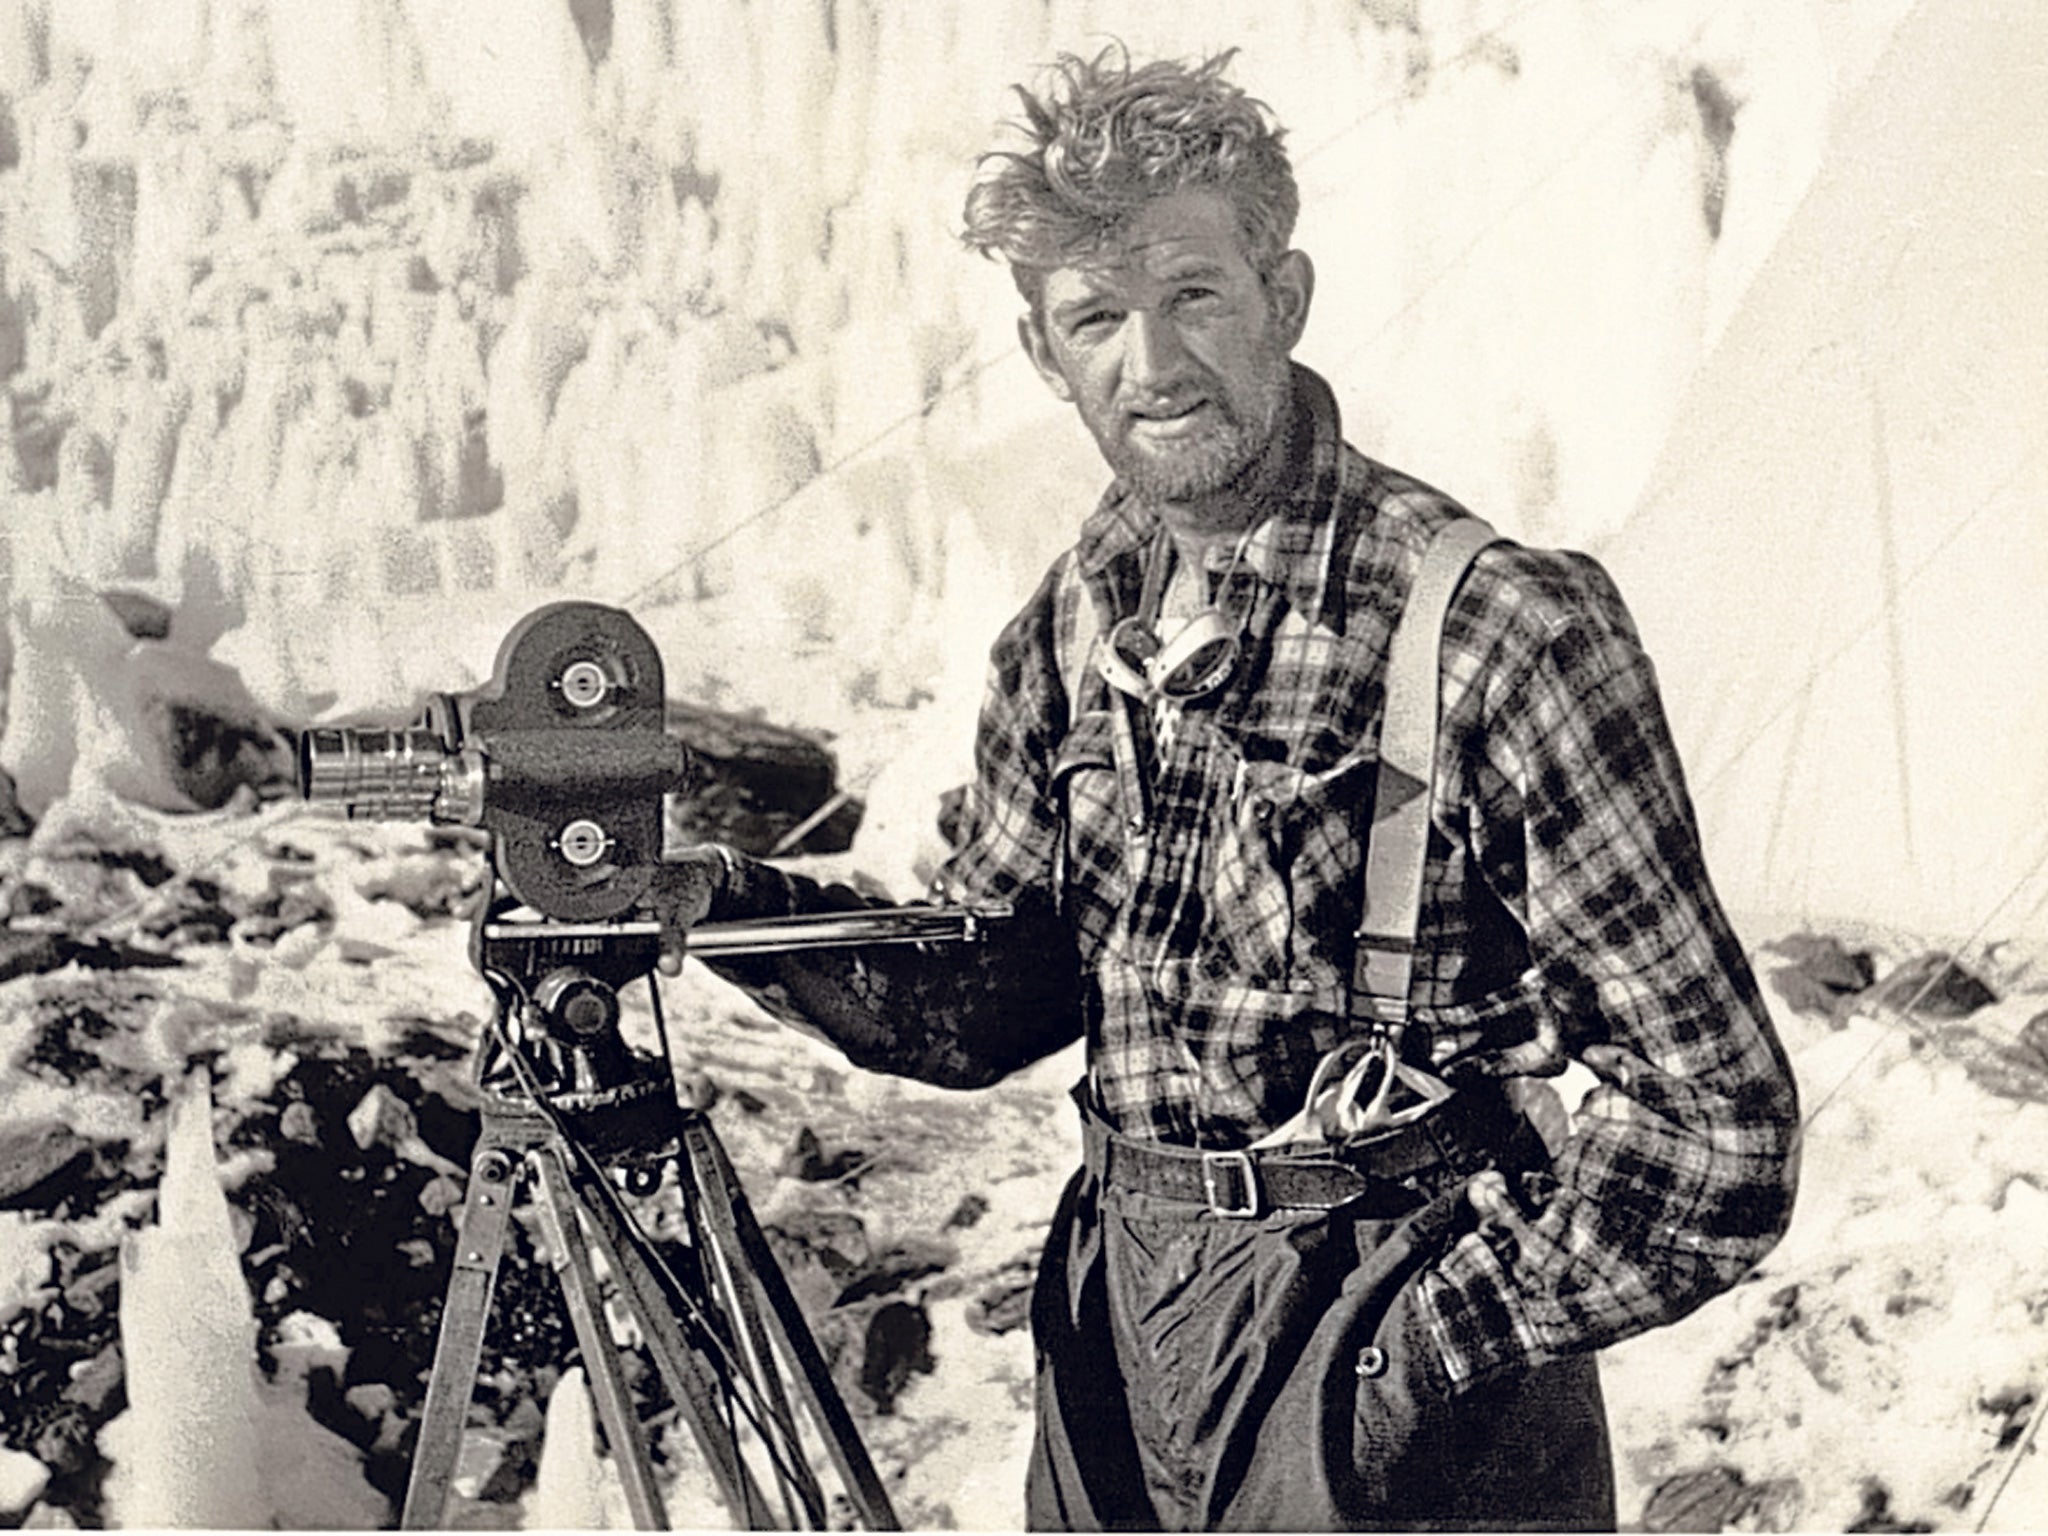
[1100,350,1294,506]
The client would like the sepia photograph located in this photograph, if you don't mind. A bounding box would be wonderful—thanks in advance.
[0,0,2044,1528]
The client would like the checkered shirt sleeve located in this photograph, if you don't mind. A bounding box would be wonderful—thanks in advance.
[1415,549,1801,1388]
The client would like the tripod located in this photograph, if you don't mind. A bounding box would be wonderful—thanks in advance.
[400,899,902,1530]
[293,600,1013,1528]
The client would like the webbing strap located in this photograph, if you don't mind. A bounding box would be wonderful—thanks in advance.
[1354,518,1502,1030]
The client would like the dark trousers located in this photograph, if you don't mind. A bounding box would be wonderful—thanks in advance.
[1024,1164,1616,1531]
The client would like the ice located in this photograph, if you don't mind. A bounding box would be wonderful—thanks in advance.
[5,0,2045,1527]
[523,1366,621,1530]
[98,1074,387,1528]
[100,1075,267,1529]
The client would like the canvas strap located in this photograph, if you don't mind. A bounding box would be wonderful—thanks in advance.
[1353,517,1502,1033]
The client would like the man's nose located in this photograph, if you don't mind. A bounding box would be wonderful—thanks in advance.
[1123,309,1189,390]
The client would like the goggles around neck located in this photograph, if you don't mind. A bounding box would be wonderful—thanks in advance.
[1097,525,1259,706]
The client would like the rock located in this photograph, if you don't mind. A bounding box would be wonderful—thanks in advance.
[1763,932,1875,1016]
[778,1126,875,1183]
[944,1193,989,1230]
[1868,952,1998,1018]
[1845,1478,1932,1533]
[674,1068,720,1111]
[345,1083,418,1156]
[1642,1464,1755,1531]
[350,1081,466,1179]
[451,1427,519,1503]
[835,1236,956,1308]
[60,1343,123,1415]
[99,591,173,641]
[1740,1477,1805,1531]
[233,874,333,947]
[0,1448,52,1519]
[965,1255,1039,1337]
[58,1256,120,1321]
[279,1101,322,1146]
[857,1299,934,1415]
[764,1208,870,1288]
[4,881,60,919]
[2017,1011,2048,1070]
[153,697,293,812]
[0,933,76,987]
[355,852,483,920]
[137,876,237,946]
[418,1173,465,1217]
[344,1382,398,1424]
[0,769,31,838]
[0,1122,93,1209]
[1979,1386,2037,1451]
[662,701,859,855]
[30,1409,92,1478]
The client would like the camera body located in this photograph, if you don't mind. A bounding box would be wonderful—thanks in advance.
[298,601,694,923]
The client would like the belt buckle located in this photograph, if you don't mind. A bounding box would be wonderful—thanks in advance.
[1201,1150,1260,1218]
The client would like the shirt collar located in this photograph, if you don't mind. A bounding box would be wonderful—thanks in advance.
[1072,362,1347,628]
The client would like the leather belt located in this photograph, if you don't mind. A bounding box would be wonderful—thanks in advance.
[1081,1087,1526,1220]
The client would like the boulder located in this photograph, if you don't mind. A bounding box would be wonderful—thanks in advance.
[664,701,859,855]
[0,1121,93,1210]
[1763,932,1876,1017]
[1869,953,1998,1018]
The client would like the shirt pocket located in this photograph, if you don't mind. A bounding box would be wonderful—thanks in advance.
[1201,736,1379,992]
[1050,709,1126,951]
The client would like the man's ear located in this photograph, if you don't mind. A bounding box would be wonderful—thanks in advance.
[1018,311,1075,403]
[1267,250,1315,351]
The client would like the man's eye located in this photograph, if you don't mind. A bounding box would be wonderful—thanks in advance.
[1175,287,1220,310]
[1071,310,1119,336]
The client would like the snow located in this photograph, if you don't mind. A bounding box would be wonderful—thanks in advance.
[0,1445,51,1518]
[4,0,2046,1529]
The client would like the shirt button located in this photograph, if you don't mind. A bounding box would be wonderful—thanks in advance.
[1251,797,1273,823]
[1355,1345,1388,1379]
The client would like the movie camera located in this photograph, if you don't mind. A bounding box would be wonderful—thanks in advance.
[298,601,993,1530]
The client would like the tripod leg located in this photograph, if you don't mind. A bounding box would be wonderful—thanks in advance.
[569,1157,781,1525]
[530,1145,669,1529]
[678,1136,823,1528]
[681,1120,903,1532]
[402,1129,524,1530]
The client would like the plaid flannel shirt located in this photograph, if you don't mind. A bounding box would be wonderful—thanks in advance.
[712,364,1799,1387]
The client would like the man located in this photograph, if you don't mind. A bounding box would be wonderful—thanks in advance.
[659,47,1800,1531]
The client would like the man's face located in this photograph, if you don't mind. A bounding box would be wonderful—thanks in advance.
[1020,189,1313,508]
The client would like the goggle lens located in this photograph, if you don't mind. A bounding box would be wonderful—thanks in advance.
[1099,611,1241,703]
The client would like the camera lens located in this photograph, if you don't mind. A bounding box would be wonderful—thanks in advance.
[298,727,447,819]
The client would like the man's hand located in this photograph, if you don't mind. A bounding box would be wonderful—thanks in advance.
[648,846,732,976]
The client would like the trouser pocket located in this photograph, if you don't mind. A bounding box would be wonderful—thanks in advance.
[1210,1187,1466,1530]
[1334,1191,1617,1532]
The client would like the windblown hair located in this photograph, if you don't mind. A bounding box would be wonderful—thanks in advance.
[961,47,1299,305]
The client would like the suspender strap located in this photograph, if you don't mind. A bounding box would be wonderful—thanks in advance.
[1354,518,1502,1031]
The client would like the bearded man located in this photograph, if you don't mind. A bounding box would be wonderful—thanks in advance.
[660,47,1800,1532]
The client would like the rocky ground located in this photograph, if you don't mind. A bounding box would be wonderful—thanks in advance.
[1,787,2046,1530]
[0,790,1076,1529]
